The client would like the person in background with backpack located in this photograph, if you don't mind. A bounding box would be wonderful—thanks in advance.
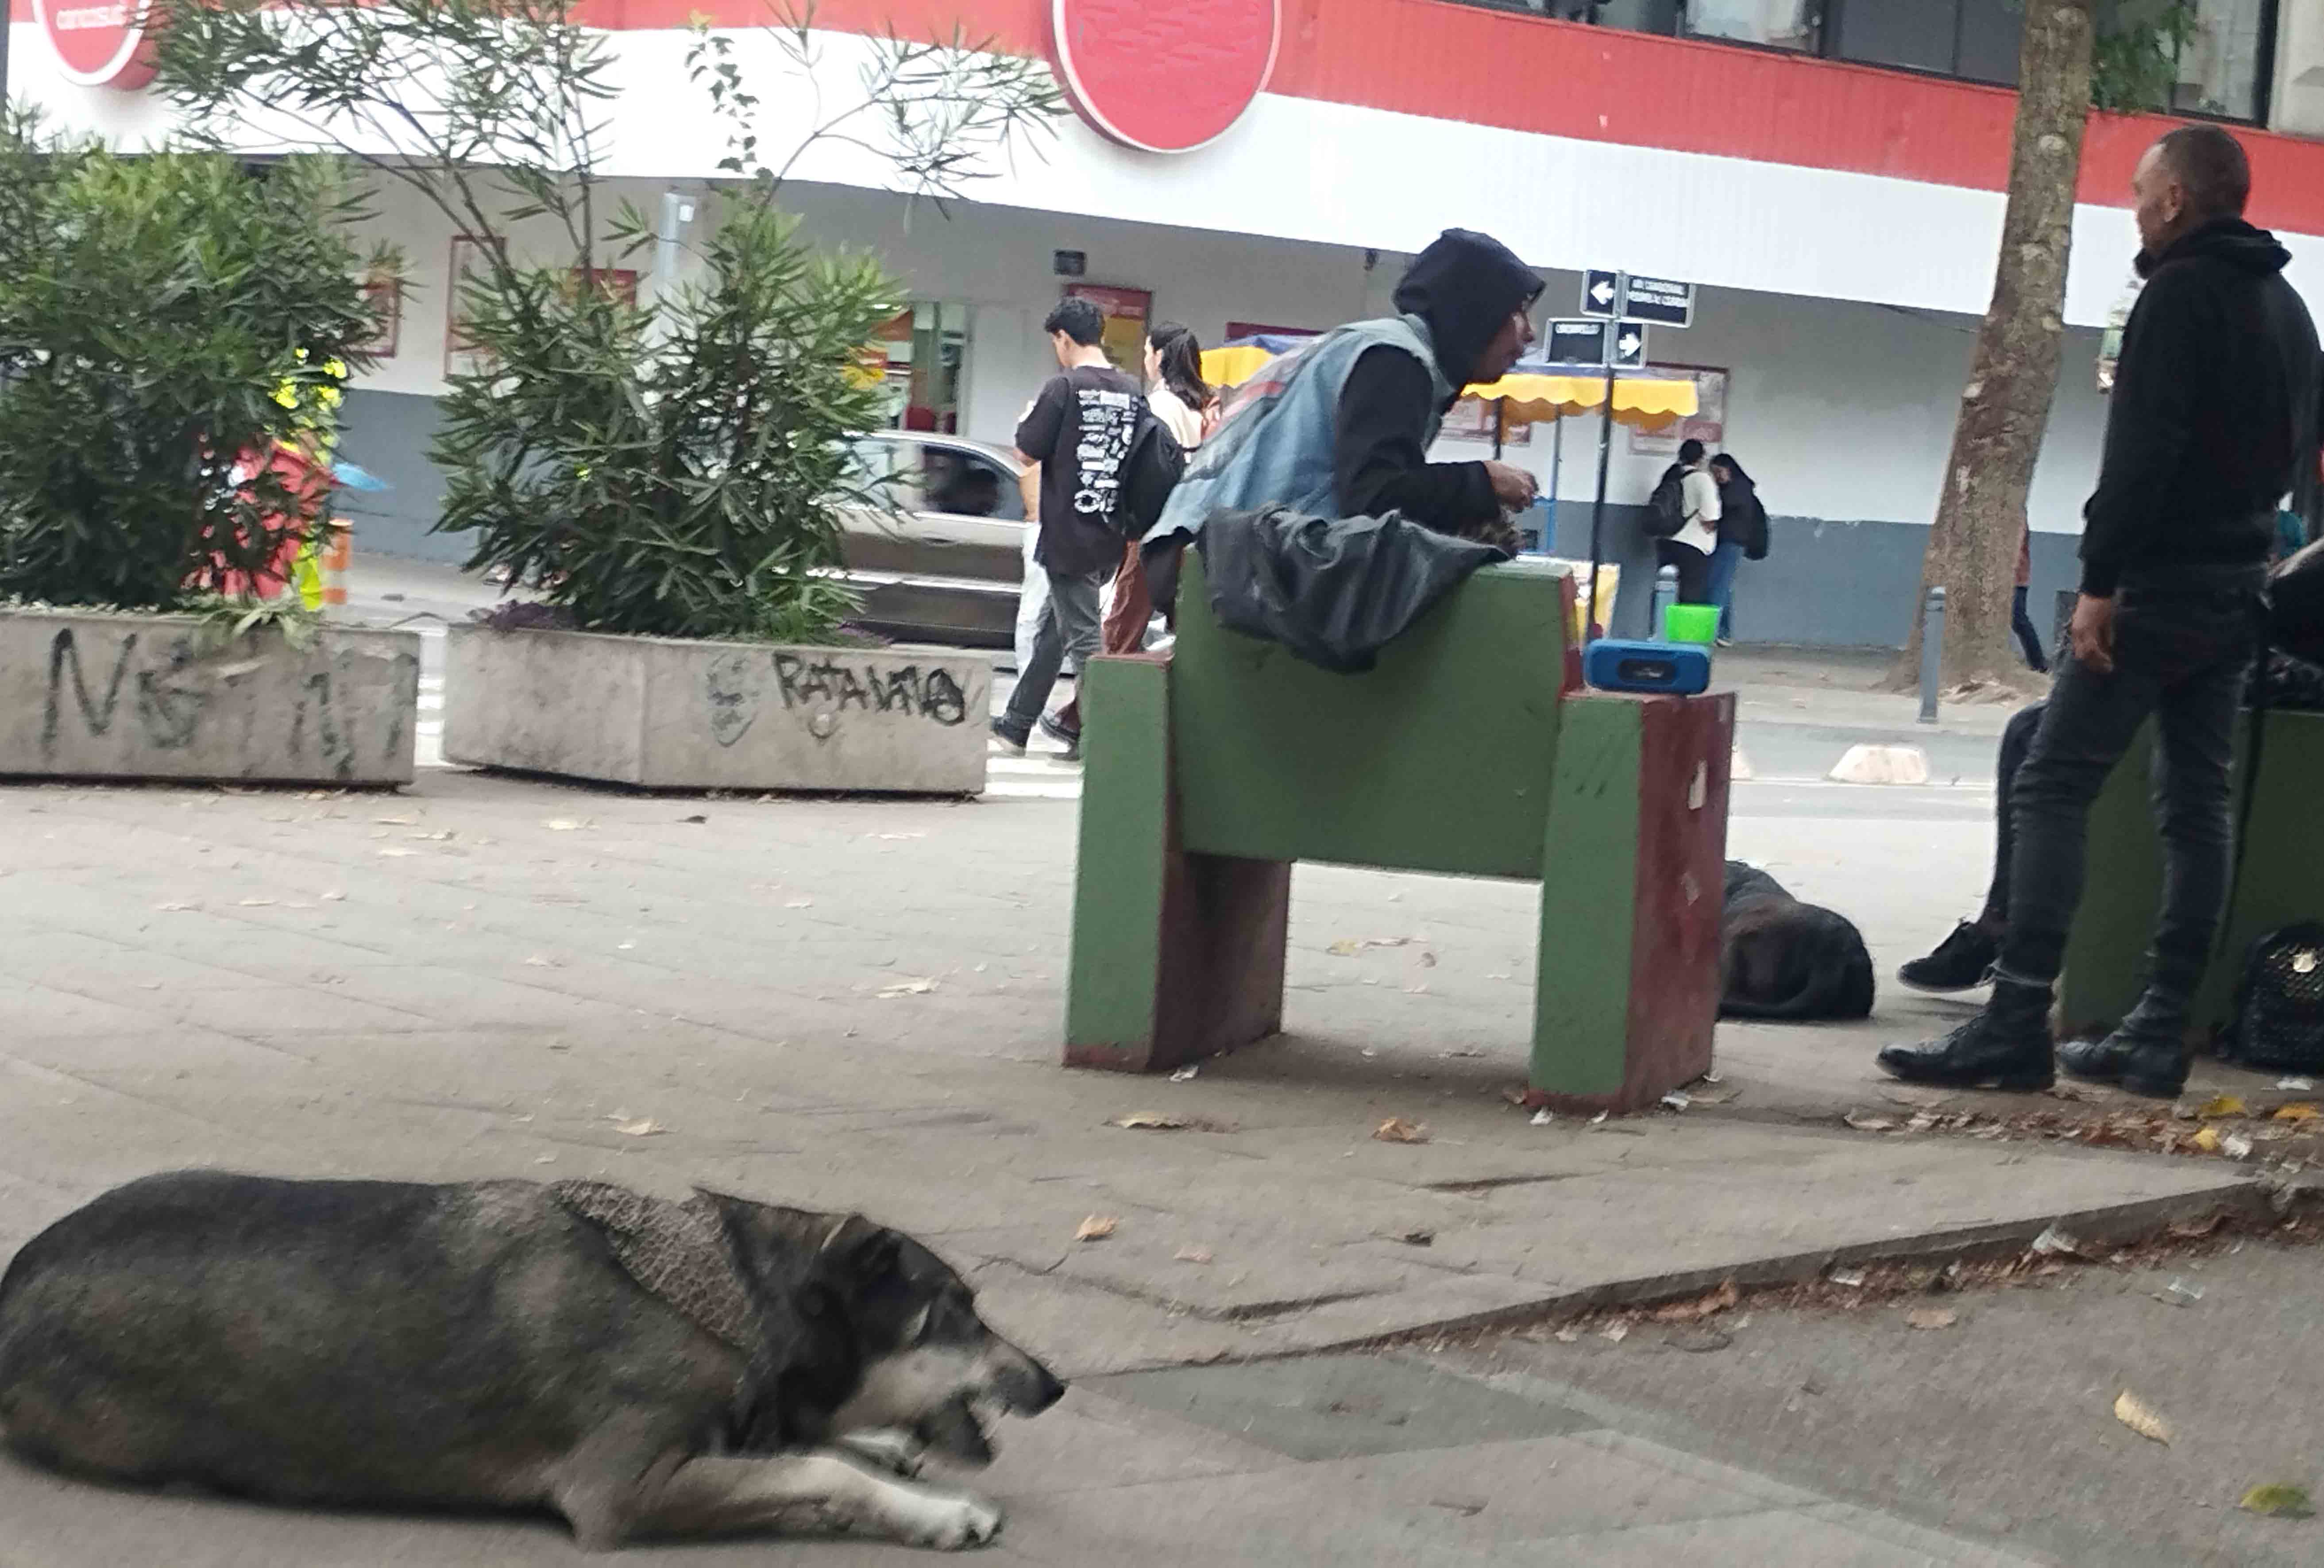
[1648,439,1720,605]
[1707,452,1765,646]
[1050,323,1217,745]
[994,297,1144,759]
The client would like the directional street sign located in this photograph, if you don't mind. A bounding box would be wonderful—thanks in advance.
[1580,270,1621,318]
[1543,317,1609,367]
[1612,323,1648,369]
[1620,274,1694,328]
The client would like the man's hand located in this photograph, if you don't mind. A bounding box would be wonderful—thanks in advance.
[2069,593,2117,674]
[1484,461,1537,510]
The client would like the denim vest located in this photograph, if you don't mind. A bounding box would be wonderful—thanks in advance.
[1147,314,1455,544]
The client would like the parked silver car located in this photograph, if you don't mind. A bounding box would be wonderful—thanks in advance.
[836,430,1028,647]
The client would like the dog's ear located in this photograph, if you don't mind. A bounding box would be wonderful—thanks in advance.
[817,1214,903,1286]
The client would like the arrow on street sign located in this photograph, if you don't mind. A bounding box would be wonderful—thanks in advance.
[1612,325,1648,369]
[1581,270,1621,318]
[1620,274,1694,328]
[1544,317,1609,367]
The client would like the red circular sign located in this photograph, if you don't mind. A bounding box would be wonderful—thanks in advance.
[35,0,158,89]
[1049,0,1279,154]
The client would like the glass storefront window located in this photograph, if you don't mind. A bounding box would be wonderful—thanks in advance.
[866,301,971,434]
[1687,0,1818,52]
[2170,0,2271,120]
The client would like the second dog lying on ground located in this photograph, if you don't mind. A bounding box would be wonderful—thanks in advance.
[0,1170,1064,1553]
[1721,862,1877,1021]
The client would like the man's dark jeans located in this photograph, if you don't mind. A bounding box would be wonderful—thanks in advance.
[1995,568,2265,1013]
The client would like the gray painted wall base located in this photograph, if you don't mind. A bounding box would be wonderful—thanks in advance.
[444,626,991,793]
[0,611,421,784]
[347,385,2082,654]
[1534,498,2080,653]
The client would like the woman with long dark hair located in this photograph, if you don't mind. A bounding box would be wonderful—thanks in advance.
[1143,321,1215,449]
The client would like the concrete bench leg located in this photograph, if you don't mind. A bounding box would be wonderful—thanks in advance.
[1532,693,1733,1113]
[1066,655,1289,1073]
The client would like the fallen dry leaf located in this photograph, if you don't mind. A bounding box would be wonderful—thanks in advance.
[1907,1307,1959,1331]
[876,978,937,998]
[1373,1117,1430,1145]
[544,819,584,832]
[2239,1483,2316,1519]
[2192,1126,2224,1153]
[1111,1113,1189,1131]
[154,901,199,912]
[1174,1245,1213,1264]
[1326,936,1410,957]
[236,897,276,907]
[1650,1280,1739,1324]
[1599,1321,1630,1344]
[2274,1102,2320,1123]
[1844,1110,1900,1132]
[1075,1215,1117,1243]
[784,898,814,909]
[2198,1094,2248,1119]
[374,813,417,825]
[609,1117,665,1137]
[2114,1390,2172,1445]
[376,847,418,858]
[1554,1325,1583,1344]
[1395,1229,1436,1247]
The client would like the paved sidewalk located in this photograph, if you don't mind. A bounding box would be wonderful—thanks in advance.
[0,596,2216,1564]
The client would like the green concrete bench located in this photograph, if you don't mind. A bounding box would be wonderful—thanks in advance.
[1064,552,1737,1113]
[2060,708,2324,1038]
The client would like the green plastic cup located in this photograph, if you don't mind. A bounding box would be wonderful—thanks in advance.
[1663,604,1719,645]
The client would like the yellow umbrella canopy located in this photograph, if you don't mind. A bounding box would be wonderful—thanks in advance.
[1201,339,1700,431]
[1464,368,1700,431]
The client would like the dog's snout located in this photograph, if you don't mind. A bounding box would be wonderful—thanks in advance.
[992,1341,1065,1414]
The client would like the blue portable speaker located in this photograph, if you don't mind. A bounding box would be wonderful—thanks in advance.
[1583,638,1711,695]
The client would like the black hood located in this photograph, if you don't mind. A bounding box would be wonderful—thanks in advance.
[1391,229,1544,389]
[2136,216,2292,280]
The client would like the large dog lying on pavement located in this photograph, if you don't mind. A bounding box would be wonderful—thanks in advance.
[1721,862,1876,1021]
[0,1171,1063,1551]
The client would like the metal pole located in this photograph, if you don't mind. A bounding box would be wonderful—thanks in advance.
[1917,585,1946,725]
[1492,397,1505,461]
[1544,414,1563,557]
[1583,332,1618,642]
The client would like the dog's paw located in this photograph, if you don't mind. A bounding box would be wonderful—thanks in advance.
[840,1429,928,1478]
[900,1492,1002,1550]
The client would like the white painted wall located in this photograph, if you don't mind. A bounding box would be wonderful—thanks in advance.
[15,20,2322,335]
[339,171,2116,535]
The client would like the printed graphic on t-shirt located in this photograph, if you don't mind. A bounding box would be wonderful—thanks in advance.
[1070,388,1138,518]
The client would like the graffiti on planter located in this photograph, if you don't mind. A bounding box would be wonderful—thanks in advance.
[769,653,969,727]
[43,628,208,752]
[39,627,417,772]
[704,650,764,748]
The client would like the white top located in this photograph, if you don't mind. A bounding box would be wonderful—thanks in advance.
[1147,385,1206,449]
[1673,466,1723,555]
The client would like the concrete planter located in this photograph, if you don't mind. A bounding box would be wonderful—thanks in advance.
[0,609,421,785]
[443,625,990,794]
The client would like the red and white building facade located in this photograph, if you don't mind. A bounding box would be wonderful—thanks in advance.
[10,0,2324,643]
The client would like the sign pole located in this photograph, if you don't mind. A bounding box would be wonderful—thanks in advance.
[1583,276,1622,643]
[1545,415,1563,556]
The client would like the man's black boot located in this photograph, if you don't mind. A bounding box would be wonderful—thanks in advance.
[2058,992,2192,1100]
[1899,919,2001,994]
[1876,980,2055,1091]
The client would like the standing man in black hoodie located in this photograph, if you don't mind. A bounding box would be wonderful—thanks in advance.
[1880,125,2324,1100]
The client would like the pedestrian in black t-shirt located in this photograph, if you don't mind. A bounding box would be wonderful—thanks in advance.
[1880,125,2324,1101]
[994,298,1143,759]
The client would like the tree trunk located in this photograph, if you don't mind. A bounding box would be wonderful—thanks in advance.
[1892,0,2097,695]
